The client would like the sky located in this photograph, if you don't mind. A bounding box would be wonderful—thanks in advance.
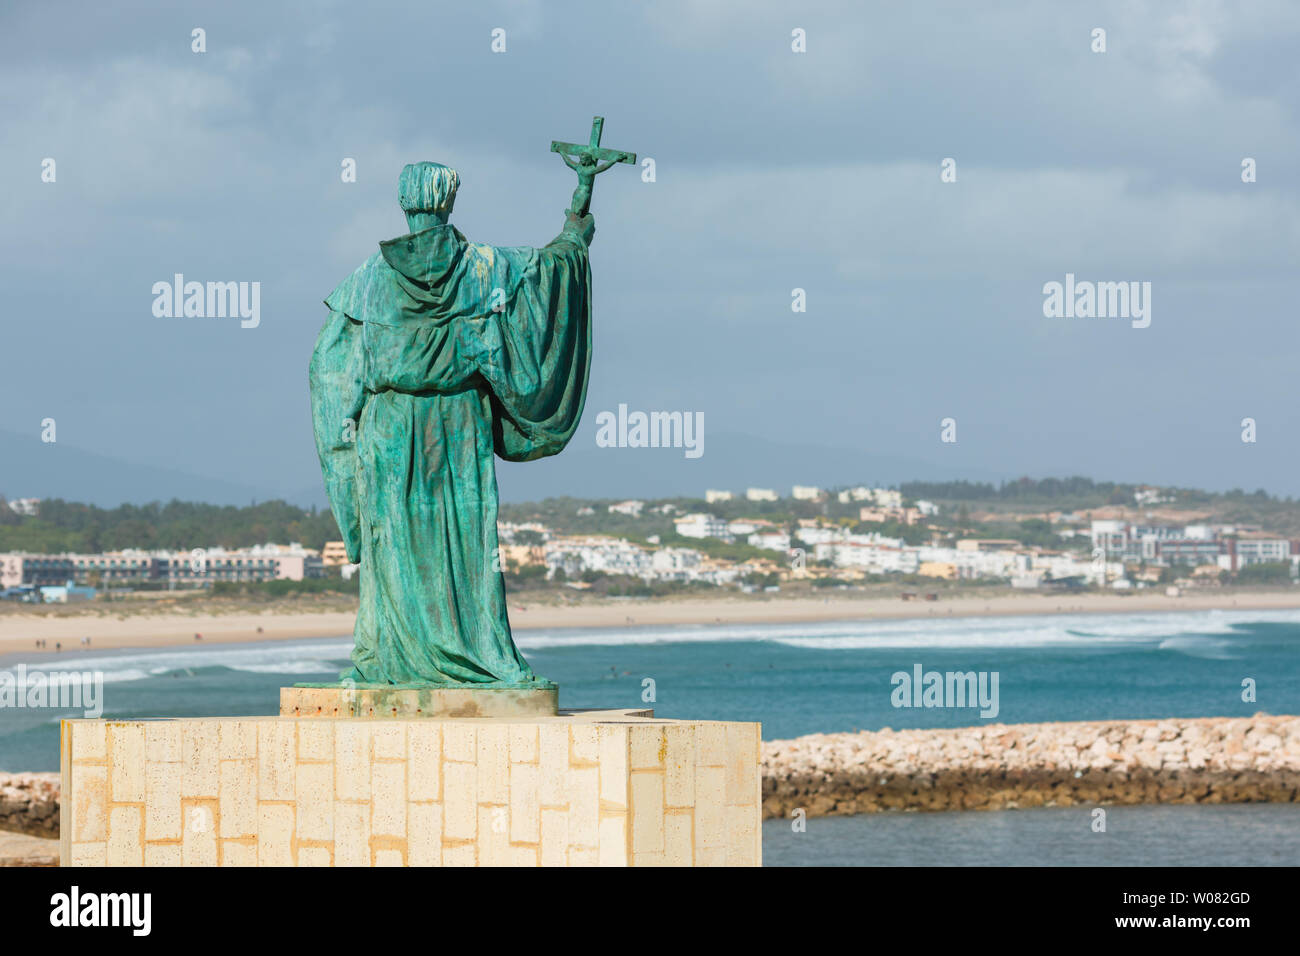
[2,0,1299,506]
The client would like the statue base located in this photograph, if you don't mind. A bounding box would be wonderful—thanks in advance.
[283,683,559,719]
[59,704,761,866]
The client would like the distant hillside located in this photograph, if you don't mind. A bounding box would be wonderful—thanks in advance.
[496,429,1005,502]
[1,426,1002,509]
[0,429,279,507]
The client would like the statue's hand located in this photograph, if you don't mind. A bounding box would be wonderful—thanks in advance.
[565,211,595,245]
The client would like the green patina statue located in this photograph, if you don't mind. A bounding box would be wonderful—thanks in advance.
[309,118,635,688]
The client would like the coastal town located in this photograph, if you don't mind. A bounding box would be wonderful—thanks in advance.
[2,481,1297,602]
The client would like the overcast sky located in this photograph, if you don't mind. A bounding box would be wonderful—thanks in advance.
[2,0,1299,505]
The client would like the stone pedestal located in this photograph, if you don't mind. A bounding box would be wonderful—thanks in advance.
[60,707,762,867]
[282,683,559,719]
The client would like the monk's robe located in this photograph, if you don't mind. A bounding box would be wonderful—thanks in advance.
[309,218,591,686]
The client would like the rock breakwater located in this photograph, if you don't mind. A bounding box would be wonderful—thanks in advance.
[762,715,1300,820]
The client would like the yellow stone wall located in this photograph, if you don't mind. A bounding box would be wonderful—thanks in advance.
[59,712,761,867]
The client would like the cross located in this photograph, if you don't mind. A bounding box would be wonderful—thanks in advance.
[550,116,637,218]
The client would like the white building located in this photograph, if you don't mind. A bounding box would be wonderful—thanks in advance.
[650,547,703,580]
[836,486,899,507]
[1134,486,1173,506]
[704,489,734,503]
[545,536,650,578]
[1090,519,1129,556]
[675,513,731,540]
[497,521,549,543]
[746,488,778,502]
[607,500,645,518]
[2,544,325,588]
[1233,537,1292,567]
[793,525,839,546]
[747,532,791,552]
[1032,552,1098,584]
[814,542,919,574]
[914,544,1026,580]
[872,489,902,508]
[693,562,743,586]
[791,485,823,501]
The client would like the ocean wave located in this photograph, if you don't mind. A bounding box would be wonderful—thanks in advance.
[1155,635,1237,660]
[1,639,352,686]
[517,608,1300,651]
[223,660,344,675]
[0,667,153,689]
[1,608,1295,676]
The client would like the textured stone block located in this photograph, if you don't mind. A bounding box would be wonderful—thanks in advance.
[540,807,567,867]
[333,801,369,867]
[371,762,406,838]
[145,722,181,764]
[219,760,256,839]
[298,846,331,867]
[257,721,296,801]
[296,721,333,763]
[144,764,181,842]
[295,761,333,841]
[108,724,145,803]
[70,764,106,843]
[61,709,761,867]
[105,806,142,866]
[182,722,219,798]
[407,723,440,800]
[145,843,182,867]
[408,802,442,866]
[258,803,294,866]
[71,721,106,763]
[181,802,218,866]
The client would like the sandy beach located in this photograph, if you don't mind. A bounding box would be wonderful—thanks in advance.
[1,589,1298,654]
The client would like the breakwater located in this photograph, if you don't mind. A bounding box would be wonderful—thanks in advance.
[762,714,1300,820]
[0,772,59,838]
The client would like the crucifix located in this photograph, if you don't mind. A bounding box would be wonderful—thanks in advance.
[550,116,637,217]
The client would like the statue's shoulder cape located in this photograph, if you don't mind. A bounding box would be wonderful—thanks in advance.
[324,224,535,326]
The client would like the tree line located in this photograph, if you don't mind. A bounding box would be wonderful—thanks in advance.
[0,497,341,554]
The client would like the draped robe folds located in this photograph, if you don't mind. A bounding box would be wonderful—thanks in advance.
[309,220,592,686]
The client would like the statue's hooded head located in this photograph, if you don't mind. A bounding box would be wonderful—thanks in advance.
[399,162,459,227]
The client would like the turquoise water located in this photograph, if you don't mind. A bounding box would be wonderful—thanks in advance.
[762,803,1300,866]
[3,607,1298,772]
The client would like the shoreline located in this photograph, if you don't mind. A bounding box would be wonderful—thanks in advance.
[0,589,1298,654]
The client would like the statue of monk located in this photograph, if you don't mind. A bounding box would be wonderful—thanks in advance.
[310,162,594,687]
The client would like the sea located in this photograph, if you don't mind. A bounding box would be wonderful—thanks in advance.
[3,606,1298,865]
